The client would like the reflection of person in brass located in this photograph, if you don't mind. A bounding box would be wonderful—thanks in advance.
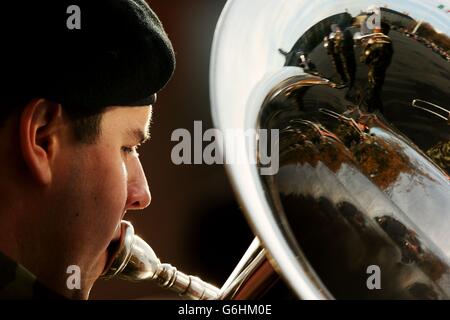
[427,141,450,175]
[0,1,175,299]
[360,22,393,113]
[325,25,356,88]
[297,52,317,73]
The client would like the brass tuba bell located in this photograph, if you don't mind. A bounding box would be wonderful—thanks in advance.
[104,0,450,300]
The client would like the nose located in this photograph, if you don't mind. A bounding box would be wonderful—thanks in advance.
[125,158,152,210]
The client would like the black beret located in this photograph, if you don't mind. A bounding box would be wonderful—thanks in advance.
[0,0,175,112]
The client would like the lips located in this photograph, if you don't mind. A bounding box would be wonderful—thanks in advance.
[102,222,126,275]
[112,223,122,242]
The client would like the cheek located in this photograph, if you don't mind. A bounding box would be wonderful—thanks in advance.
[95,155,129,219]
[71,150,128,246]
[49,143,132,278]
[78,152,129,264]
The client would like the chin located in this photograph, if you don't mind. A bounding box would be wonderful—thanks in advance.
[95,250,110,278]
[80,250,110,294]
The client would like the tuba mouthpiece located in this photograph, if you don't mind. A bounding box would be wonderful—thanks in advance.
[101,221,219,300]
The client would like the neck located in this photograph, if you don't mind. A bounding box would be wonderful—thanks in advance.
[0,185,88,299]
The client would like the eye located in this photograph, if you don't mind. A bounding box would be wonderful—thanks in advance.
[121,146,140,157]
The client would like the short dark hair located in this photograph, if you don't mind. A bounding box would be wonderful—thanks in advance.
[0,99,104,144]
[63,104,104,144]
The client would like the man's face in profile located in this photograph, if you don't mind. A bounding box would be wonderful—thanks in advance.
[0,0,175,300]
[40,105,153,298]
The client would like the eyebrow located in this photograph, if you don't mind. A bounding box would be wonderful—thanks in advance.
[128,127,151,145]
[127,107,153,145]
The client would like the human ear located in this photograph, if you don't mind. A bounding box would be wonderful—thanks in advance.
[19,98,63,185]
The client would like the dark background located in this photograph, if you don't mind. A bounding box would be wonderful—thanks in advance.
[90,0,254,299]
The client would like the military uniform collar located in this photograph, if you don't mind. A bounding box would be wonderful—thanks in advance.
[0,251,66,300]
